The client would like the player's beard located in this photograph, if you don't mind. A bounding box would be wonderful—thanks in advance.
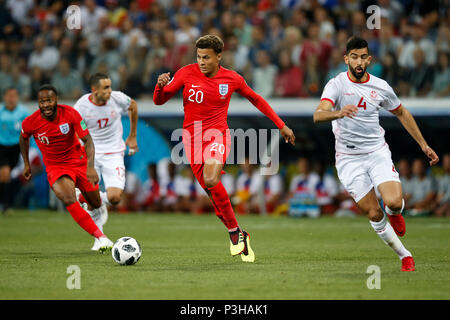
[349,64,366,80]
[40,103,57,120]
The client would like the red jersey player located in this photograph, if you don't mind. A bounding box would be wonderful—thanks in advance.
[153,35,296,262]
[19,85,114,252]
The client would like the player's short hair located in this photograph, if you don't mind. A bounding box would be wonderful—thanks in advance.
[37,84,58,96]
[195,35,224,54]
[89,72,110,87]
[2,86,18,96]
[346,36,369,54]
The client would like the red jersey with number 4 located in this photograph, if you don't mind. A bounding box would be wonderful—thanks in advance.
[153,63,285,133]
[21,104,89,167]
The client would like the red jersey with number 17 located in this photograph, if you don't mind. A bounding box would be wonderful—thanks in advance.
[153,63,285,133]
[21,104,89,167]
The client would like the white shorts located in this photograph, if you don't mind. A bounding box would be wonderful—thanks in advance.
[335,144,400,203]
[95,152,126,190]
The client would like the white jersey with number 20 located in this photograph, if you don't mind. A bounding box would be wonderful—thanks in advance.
[321,72,401,154]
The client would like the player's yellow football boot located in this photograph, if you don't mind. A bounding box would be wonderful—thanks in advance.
[229,229,245,256]
[240,231,255,263]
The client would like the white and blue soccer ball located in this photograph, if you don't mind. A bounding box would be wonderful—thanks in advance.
[112,237,142,265]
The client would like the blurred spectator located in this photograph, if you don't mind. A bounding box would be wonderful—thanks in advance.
[325,47,347,82]
[434,153,450,217]
[233,158,261,214]
[398,158,414,207]
[28,36,60,74]
[406,158,437,216]
[381,51,401,93]
[313,161,339,215]
[0,54,13,95]
[0,87,30,213]
[143,163,162,212]
[378,22,403,61]
[174,14,200,46]
[274,49,304,97]
[262,172,283,214]
[233,11,253,47]
[288,157,320,218]
[10,146,43,210]
[9,64,31,101]
[143,52,171,94]
[303,53,322,97]
[408,47,434,97]
[6,0,34,25]
[51,58,83,100]
[266,12,285,56]
[277,26,303,67]
[398,22,437,69]
[224,34,249,74]
[314,6,335,42]
[430,51,450,97]
[162,28,189,73]
[252,50,277,98]
[248,24,271,67]
[300,23,332,74]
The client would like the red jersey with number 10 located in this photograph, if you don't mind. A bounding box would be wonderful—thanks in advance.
[153,63,285,133]
[21,104,89,167]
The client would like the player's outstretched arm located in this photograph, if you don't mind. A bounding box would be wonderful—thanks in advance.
[19,134,31,180]
[313,100,358,123]
[126,99,139,156]
[391,105,439,166]
[80,133,99,184]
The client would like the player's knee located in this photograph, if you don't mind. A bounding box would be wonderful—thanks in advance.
[60,194,77,207]
[108,194,122,206]
[367,208,384,222]
[90,197,102,209]
[204,176,220,189]
[384,198,403,212]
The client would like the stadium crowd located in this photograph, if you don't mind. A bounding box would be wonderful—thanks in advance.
[0,0,449,102]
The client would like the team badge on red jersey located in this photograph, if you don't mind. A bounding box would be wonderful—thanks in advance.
[59,123,70,134]
[219,84,228,96]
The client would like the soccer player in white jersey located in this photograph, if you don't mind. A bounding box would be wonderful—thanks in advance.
[74,73,139,250]
[313,37,439,272]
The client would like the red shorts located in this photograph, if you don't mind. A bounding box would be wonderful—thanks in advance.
[183,129,231,189]
[46,164,98,192]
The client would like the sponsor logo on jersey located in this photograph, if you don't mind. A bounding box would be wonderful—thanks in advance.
[219,84,228,96]
[60,123,70,134]
[80,120,87,130]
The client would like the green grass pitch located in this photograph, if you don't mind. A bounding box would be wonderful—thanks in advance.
[0,210,449,300]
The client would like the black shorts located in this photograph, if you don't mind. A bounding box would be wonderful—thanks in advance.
[0,144,21,168]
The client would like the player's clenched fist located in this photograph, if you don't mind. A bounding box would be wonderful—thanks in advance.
[339,105,358,119]
[157,72,171,88]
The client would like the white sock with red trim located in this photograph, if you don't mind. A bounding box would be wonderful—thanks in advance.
[370,215,411,259]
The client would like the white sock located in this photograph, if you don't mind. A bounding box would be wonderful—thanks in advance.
[370,215,411,260]
[100,191,111,206]
[385,199,405,215]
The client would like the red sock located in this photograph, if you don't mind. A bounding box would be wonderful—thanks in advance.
[66,202,104,238]
[208,182,238,230]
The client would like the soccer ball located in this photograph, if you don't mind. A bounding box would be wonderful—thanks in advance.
[112,237,142,265]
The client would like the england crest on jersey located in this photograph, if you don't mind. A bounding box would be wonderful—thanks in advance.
[59,123,70,134]
[219,84,228,96]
